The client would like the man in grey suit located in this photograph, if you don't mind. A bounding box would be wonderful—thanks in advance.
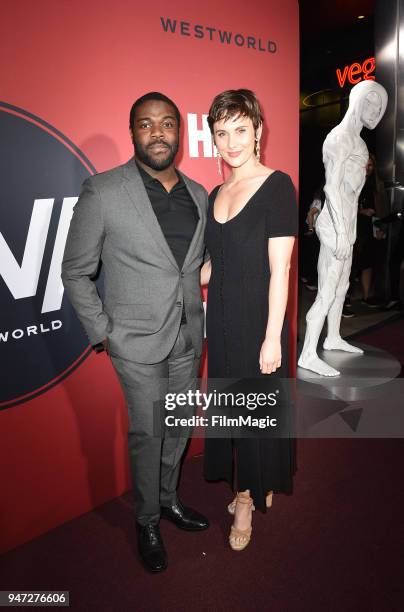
[62,92,209,573]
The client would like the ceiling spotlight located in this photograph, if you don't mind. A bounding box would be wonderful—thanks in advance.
[358,15,365,19]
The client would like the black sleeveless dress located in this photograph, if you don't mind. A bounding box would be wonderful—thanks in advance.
[203,171,298,511]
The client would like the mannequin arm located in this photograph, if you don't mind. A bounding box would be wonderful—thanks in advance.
[323,138,351,259]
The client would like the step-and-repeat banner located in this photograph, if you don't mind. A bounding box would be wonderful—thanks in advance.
[0,0,298,552]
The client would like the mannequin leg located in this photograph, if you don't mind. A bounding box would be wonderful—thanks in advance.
[323,250,363,354]
[298,244,342,376]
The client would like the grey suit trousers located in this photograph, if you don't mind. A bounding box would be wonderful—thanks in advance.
[111,323,200,525]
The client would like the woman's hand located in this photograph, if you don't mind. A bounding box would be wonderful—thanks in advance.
[307,206,318,230]
[200,261,212,286]
[360,208,375,217]
[259,337,281,374]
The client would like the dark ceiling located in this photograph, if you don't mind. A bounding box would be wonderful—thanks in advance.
[299,0,375,90]
[299,0,374,42]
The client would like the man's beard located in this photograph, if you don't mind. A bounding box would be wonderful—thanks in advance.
[134,138,179,170]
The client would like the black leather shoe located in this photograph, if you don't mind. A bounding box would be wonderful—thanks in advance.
[136,523,167,573]
[161,499,209,531]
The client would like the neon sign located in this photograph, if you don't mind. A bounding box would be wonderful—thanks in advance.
[336,57,375,88]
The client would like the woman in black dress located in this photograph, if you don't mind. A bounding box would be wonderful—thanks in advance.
[200,89,298,550]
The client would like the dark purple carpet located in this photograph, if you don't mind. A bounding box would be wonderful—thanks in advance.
[1,318,404,611]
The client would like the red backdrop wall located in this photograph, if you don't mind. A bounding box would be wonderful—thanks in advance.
[0,0,299,553]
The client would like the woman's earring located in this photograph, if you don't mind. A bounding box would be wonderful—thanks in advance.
[255,138,261,162]
[217,152,222,176]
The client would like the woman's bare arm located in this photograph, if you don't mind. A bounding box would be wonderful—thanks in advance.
[259,236,295,374]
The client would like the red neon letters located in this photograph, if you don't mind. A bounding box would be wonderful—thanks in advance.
[336,57,375,88]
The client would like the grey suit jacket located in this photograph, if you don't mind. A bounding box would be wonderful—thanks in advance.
[61,157,208,363]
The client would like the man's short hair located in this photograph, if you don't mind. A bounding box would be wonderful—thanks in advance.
[129,92,181,130]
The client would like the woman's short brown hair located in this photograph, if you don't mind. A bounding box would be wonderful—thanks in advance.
[207,89,264,133]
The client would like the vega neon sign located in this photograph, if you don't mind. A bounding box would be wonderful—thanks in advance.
[336,57,375,88]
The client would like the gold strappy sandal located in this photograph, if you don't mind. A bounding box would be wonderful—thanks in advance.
[229,490,254,551]
[227,490,273,514]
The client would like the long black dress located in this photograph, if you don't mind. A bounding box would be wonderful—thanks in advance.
[203,171,298,512]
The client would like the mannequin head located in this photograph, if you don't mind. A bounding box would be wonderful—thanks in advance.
[347,80,388,131]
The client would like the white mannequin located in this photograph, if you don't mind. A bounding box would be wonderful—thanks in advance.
[298,80,388,376]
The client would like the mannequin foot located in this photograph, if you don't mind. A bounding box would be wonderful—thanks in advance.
[323,338,363,354]
[298,354,340,377]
